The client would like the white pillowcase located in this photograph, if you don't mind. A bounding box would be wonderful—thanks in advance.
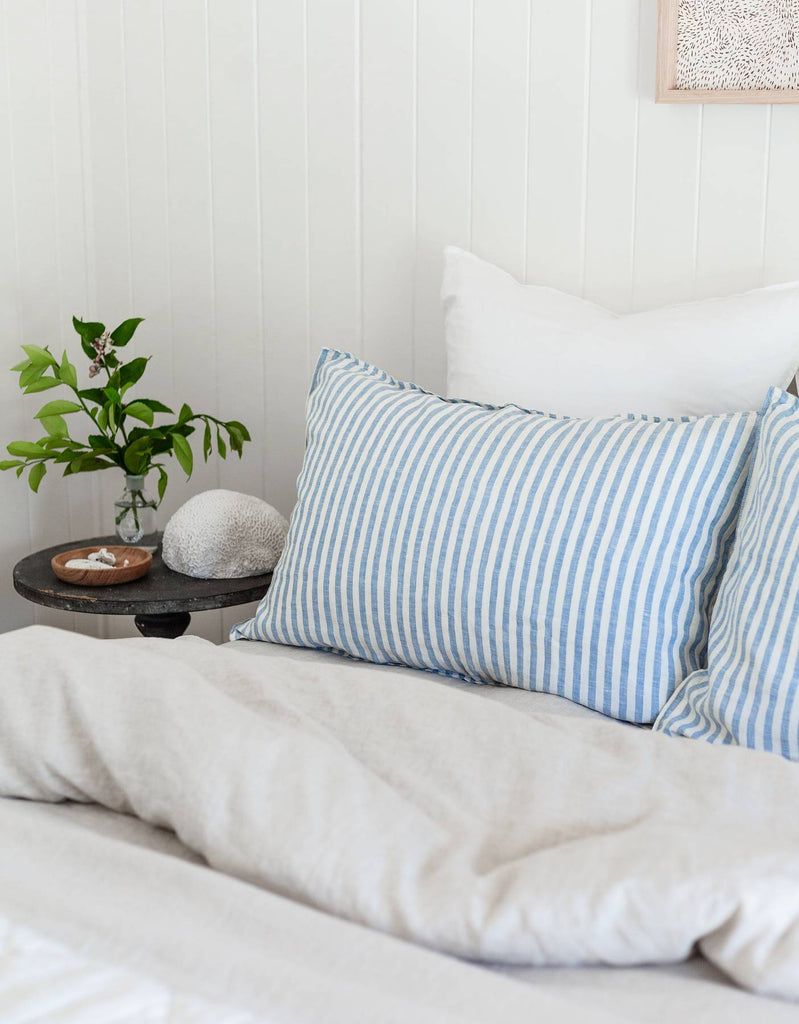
[442,247,799,418]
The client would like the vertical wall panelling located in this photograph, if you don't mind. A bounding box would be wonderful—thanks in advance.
[306,0,361,357]
[360,0,415,379]
[207,0,263,499]
[763,106,799,284]
[470,0,529,281]
[47,0,100,636]
[2,0,799,640]
[5,0,77,631]
[414,0,472,394]
[74,0,101,601]
[82,0,138,638]
[582,0,640,312]
[160,0,222,641]
[0,0,33,633]
[122,0,172,395]
[632,0,701,311]
[118,0,178,637]
[257,0,310,520]
[694,105,771,299]
[525,1,593,296]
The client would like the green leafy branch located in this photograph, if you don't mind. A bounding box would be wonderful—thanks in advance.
[1,317,251,499]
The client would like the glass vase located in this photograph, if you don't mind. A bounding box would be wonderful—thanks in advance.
[115,473,158,548]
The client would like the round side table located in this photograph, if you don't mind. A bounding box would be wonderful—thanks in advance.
[13,534,272,639]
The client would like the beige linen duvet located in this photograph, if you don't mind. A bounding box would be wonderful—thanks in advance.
[0,625,798,1017]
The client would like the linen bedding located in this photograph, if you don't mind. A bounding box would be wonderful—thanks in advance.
[0,627,798,1022]
[235,349,759,724]
[4,784,797,1024]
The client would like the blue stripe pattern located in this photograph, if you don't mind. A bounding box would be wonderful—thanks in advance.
[654,387,799,757]
[233,350,758,722]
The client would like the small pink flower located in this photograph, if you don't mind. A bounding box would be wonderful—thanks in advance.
[93,330,110,354]
[88,361,101,378]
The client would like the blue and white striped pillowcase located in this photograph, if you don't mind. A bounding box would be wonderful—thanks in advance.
[233,349,757,723]
[654,387,799,758]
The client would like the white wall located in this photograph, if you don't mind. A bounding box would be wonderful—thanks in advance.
[1,0,798,643]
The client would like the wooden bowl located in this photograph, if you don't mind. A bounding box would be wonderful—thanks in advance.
[51,545,152,587]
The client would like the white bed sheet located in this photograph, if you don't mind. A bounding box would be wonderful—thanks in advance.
[222,637,615,721]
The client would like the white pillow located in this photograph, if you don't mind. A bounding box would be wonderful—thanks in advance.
[442,247,799,417]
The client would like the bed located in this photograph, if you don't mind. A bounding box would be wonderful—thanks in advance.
[2,254,798,1021]
[0,631,797,1023]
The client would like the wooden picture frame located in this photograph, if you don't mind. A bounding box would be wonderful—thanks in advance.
[657,0,799,104]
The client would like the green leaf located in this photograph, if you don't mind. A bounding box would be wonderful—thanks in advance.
[172,433,193,477]
[0,460,23,471]
[123,451,149,475]
[226,424,243,456]
[118,356,149,391]
[127,426,163,443]
[78,387,108,405]
[34,399,82,419]
[73,317,105,360]
[40,436,82,450]
[121,434,157,475]
[178,402,193,425]
[39,414,68,437]
[52,450,77,463]
[137,399,173,414]
[58,350,78,389]
[124,400,154,426]
[11,358,30,372]
[23,376,62,394]
[110,317,144,347]
[224,419,249,460]
[22,344,56,367]
[216,429,227,459]
[226,420,251,443]
[67,454,115,474]
[19,363,46,388]
[28,462,46,493]
[203,422,212,460]
[108,403,118,434]
[6,441,45,458]
[96,404,109,432]
[104,350,119,369]
[104,386,121,404]
[72,316,105,338]
[156,466,168,504]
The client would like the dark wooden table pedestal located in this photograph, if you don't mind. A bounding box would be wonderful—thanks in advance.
[134,611,193,639]
[14,534,272,638]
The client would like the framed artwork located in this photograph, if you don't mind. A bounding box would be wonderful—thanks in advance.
[657,0,799,103]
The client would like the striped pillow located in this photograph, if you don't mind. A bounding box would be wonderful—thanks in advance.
[233,350,757,722]
[654,388,799,757]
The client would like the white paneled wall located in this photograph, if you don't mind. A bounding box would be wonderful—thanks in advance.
[1,0,797,642]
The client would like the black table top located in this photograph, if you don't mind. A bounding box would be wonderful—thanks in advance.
[13,535,273,616]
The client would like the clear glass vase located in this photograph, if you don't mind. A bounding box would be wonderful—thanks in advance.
[114,473,158,548]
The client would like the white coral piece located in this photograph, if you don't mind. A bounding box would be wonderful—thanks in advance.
[677,0,799,90]
[162,490,289,579]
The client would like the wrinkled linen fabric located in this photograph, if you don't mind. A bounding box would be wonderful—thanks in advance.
[0,799,597,1024]
[1,627,798,1003]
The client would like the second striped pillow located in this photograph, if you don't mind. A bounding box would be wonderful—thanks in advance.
[233,350,758,723]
